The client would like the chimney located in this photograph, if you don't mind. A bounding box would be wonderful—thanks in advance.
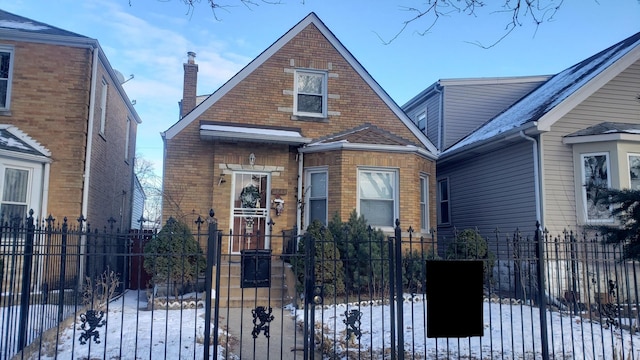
[181,51,198,118]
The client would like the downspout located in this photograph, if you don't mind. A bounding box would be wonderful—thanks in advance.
[40,163,50,223]
[519,131,541,223]
[296,151,304,233]
[79,45,99,286]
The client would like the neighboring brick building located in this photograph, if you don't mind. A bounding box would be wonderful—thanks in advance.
[162,13,437,254]
[0,9,141,230]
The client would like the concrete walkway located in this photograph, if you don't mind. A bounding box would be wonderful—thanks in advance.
[218,307,320,359]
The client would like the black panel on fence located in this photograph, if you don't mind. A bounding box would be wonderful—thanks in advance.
[426,260,484,338]
[241,249,271,288]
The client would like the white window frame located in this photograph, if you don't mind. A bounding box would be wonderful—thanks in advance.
[357,167,399,229]
[0,162,38,224]
[0,45,15,111]
[581,152,612,223]
[628,153,640,190]
[420,174,430,232]
[99,79,108,135]
[304,167,328,228]
[124,117,131,162]
[438,178,450,225]
[417,111,427,133]
[293,69,327,118]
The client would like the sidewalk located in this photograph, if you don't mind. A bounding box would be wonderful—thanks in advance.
[219,307,320,359]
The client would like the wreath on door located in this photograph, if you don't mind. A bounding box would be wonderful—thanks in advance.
[240,184,260,208]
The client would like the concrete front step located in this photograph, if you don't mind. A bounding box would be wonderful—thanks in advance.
[213,260,297,308]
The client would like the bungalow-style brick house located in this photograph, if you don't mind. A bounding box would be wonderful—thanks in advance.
[0,9,141,230]
[162,13,438,255]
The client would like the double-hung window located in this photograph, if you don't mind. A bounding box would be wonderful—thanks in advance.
[420,174,429,231]
[629,154,640,190]
[358,168,398,228]
[581,152,611,222]
[417,112,427,133]
[0,46,14,111]
[294,70,327,118]
[438,178,450,225]
[305,168,328,227]
[99,79,108,135]
[1,167,30,222]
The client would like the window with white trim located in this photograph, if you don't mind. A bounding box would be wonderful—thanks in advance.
[1,167,30,222]
[124,117,131,161]
[305,168,328,227]
[420,174,429,231]
[581,152,611,222]
[629,154,640,190]
[417,112,426,133]
[0,46,14,111]
[358,168,398,228]
[294,70,327,117]
[438,178,450,225]
[99,79,108,135]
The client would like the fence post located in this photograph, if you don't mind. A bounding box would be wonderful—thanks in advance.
[17,211,35,352]
[535,221,550,360]
[303,227,316,360]
[204,209,217,360]
[393,219,405,359]
[388,236,396,360]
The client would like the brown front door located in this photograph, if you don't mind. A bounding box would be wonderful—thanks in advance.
[229,172,270,254]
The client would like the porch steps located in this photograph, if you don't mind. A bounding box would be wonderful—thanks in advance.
[213,259,297,308]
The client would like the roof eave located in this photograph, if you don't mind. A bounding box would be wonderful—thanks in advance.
[200,129,311,145]
[300,142,437,160]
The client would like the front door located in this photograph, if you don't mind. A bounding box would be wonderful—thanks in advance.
[229,172,270,254]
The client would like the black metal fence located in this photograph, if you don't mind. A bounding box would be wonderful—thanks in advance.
[2,213,640,359]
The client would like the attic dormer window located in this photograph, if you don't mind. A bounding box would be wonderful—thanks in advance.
[294,70,327,118]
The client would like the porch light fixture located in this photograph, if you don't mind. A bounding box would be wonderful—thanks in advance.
[249,153,256,166]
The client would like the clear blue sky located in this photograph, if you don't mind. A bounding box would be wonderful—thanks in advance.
[5,1,640,177]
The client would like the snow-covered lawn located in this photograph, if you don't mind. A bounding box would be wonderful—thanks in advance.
[4,290,640,359]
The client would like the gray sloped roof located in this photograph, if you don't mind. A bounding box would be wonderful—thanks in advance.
[444,31,640,155]
[565,122,640,137]
[0,9,87,38]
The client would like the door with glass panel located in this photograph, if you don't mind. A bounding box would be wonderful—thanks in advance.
[229,172,270,254]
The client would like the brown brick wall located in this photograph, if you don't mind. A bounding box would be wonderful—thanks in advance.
[164,23,436,251]
[1,40,136,229]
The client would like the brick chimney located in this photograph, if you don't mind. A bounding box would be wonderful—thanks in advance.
[181,51,198,118]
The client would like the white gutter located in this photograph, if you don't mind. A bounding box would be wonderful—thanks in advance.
[519,131,541,224]
[40,162,50,223]
[296,152,304,233]
[82,46,99,226]
[435,84,444,151]
[77,45,99,287]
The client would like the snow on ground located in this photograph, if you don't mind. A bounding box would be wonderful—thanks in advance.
[4,290,640,359]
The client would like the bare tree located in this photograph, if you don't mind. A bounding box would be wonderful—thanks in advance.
[134,155,162,229]
[131,0,576,46]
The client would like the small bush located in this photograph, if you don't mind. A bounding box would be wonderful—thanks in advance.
[330,210,389,298]
[446,229,495,281]
[292,220,345,299]
[403,248,439,294]
[81,268,120,310]
[144,217,206,298]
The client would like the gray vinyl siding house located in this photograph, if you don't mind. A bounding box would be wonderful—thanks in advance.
[403,76,550,152]
[403,30,640,245]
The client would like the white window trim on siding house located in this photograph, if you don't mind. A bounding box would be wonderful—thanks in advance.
[357,167,399,230]
[294,69,327,118]
[437,178,450,225]
[417,111,427,133]
[628,153,640,190]
[0,45,15,112]
[304,167,328,228]
[580,152,613,223]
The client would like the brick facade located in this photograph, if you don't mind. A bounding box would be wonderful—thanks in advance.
[0,39,138,229]
[163,16,437,253]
